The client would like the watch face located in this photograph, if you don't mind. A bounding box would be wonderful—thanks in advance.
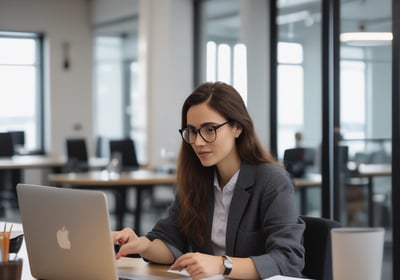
[224,258,232,268]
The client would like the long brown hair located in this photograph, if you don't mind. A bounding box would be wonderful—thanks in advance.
[177,81,278,246]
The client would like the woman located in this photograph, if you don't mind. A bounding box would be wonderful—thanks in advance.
[112,82,305,279]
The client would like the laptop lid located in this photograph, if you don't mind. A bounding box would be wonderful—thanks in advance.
[17,183,119,280]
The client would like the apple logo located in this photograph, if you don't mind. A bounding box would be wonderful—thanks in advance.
[56,226,71,250]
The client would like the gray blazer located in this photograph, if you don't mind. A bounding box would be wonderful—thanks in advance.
[146,162,305,279]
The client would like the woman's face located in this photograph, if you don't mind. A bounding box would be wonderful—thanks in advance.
[186,102,242,169]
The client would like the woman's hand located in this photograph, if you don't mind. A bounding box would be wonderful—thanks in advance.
[170,252,223,280]
[111,227,149,259]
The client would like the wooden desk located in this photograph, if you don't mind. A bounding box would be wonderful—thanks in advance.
[351,163,391,226]
[1,222,183,280]
[0,155,108,170]
[0,155,64,170]
[293,174,322,214]
[0,156,108,215]
[117,258,187,279]
[293,174,322,189]
[11,219,303,280]
[21,256,186,280]
[292,165,391,226]
[48,170,177,233]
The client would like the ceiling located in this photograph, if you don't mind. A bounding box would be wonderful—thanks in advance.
[94,0,392,39]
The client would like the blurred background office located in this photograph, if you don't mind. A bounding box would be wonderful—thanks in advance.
[0,0,397,279]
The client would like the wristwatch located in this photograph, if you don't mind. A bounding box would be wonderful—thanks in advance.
[222,255,233,276]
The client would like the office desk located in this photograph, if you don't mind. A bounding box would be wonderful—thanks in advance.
[0,155,108,170]
[292,165,391,226]
[48,170,177,233]
[0,156,108,215]
[293,174,322,214]
[2,222,183,280]
[352,163,391,226]
[0,155,64,170]
[0,155,107,187]
[20,256,186,280]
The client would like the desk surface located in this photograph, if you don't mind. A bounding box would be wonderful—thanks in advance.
[354,163,391,178]
[49,169,321,189]
[47,169,177,232]
[48,169,177,186]
[293,174,322,188]
[0,155,108,170]
[4,221,184,280]
[291,163,392,188]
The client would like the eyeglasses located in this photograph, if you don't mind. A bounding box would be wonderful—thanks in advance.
[179,121,230,144]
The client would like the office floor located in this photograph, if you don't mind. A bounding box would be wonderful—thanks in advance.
[0,193,393,280]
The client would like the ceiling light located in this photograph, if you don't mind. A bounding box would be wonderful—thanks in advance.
[340,32,393,46]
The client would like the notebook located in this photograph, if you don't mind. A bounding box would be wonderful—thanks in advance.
[16,183,145,280]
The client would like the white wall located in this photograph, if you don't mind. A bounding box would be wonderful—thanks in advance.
[0,0,93,156]
[240,0,270,149]
[138,0,193,165]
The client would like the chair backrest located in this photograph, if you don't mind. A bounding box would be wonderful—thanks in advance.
[0,132,15,157]
[301,215,341,280]
[9,131,25,146]
[109,138,139,170]
[65,138,89,172]
[283,147,316,178]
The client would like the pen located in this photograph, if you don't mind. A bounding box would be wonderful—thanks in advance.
[0,223,12,262]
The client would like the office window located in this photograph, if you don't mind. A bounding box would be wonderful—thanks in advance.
[277,42,304,158]
[206,41,248,103]
[0,32,44,153]
[340,60,366,139]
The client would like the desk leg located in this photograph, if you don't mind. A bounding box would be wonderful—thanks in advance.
[300,188,307,214]
[135,187,143,235]
[11,169,22,207]
[115,188,126,230]
[367,177,374,227]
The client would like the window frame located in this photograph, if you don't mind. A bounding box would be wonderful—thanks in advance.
[0,31,45,154]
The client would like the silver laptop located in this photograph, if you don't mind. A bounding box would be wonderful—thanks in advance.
[17,183,137,280]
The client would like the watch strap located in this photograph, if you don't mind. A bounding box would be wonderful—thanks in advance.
[222,255,232,275]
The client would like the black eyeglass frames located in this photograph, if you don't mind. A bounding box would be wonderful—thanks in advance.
[179,121,230,144]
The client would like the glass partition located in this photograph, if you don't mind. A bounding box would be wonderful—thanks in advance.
[339,0,392,278]
[277,0,322,216]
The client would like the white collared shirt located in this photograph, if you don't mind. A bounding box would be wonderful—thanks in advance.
[211,170,239,255]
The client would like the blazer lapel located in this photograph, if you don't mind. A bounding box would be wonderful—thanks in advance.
[225,163,255,255]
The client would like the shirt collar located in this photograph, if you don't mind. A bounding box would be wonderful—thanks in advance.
[213,169,240,192]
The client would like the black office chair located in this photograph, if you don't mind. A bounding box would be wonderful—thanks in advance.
[109,138,139,171]
[283,147,316,178]
[65,138,89,172]
[9,131,25,154]
[301,215,342,280]
[0,132,19,213]
[0,132,14,157]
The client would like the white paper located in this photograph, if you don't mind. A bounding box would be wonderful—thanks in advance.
[264,276,313,280]
[167,268,224,279]
[167,269,310,280]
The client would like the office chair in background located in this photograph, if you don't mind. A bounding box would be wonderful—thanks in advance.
[109,138,174,220]
[301,215,342,280]
[283,147,316,178]
[0,132,20,215]
[0,132,15,157]
[65,138,89,172]
[9,131,25,154]
[109,138,139,171]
